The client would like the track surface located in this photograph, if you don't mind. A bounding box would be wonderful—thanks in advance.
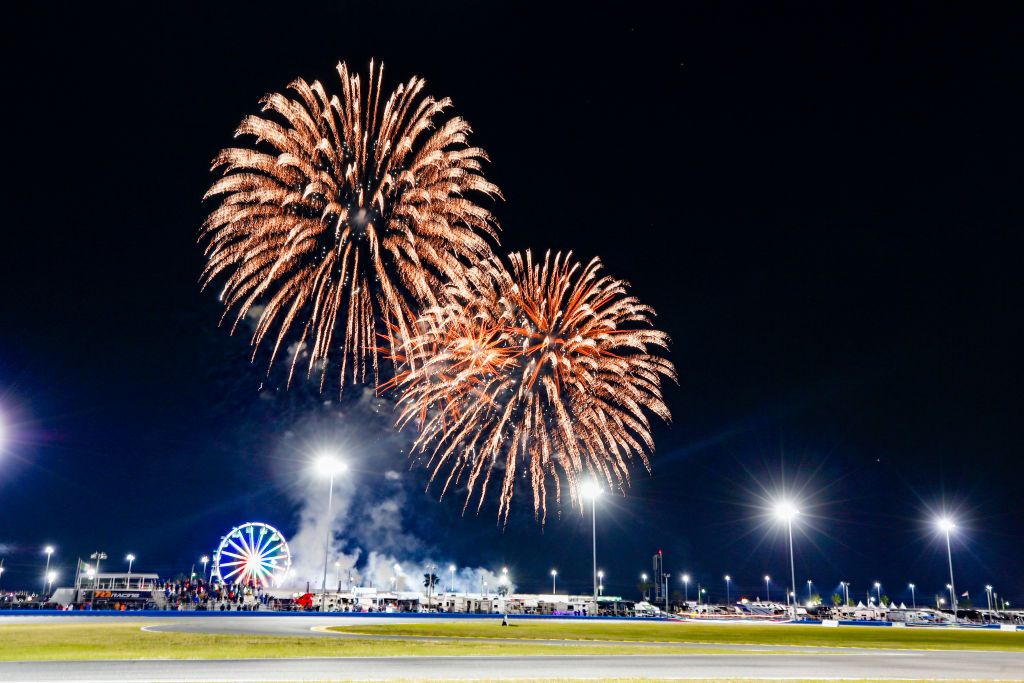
[2,615,1023,681]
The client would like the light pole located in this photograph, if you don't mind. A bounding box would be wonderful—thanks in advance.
[841,581,850,606]
[937,517,958,621]
[641,572,648,600]
[581,481,601,604]
[125,554,135,588]
[46,571,57,597]
[315,454,346,613]
[985,585,993,621]
[909,583,916,609]
[597,570,604,597]
[807,579,813,605]
[43,546,55,594]
[201,556,209,582]
[874,581,881,606]
[682,573,690,605]
[724,575,731,606]
[764,575,771,602]
[551,569,558,595]
[773,501,799,620]
[449,565,457,593]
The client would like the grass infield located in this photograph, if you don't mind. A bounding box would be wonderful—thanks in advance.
[327,619,1024,652]
[0,622,777,661]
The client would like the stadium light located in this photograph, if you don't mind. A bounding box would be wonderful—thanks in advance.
[581,480,602,603]
[315,453,347,612]
[935,516,959,621]
[772,499,800,620]
[42,546,55,594]
[551,569,558,595]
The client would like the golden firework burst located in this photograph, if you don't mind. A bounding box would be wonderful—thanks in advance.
[200,60,501,391]
[389,251,675,523]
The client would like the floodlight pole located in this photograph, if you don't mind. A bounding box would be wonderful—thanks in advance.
[944,527,958,621]
[591,494,598,604]
[321,471,335,613]
[43,548,54,594]
[787,518,797,620]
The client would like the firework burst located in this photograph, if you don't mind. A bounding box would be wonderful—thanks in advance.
[200,60,501,391]
[388,251,676,523]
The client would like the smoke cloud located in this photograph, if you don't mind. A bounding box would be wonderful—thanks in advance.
[269,387,512,595]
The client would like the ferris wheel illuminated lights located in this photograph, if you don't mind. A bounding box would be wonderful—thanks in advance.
[213,522,291,587]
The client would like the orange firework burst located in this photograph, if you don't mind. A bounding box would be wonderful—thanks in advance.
[389,251,676,523]
[200,60,501,391]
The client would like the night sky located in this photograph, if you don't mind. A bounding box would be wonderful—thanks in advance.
[2,3,1021,606]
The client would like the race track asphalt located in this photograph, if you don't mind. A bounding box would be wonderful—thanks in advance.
[2,615,1023,681]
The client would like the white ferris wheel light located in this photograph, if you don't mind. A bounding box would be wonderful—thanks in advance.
[214,522,292,588]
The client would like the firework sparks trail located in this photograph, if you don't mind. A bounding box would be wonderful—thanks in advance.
[200,60,501,392]
[386,251,676,524]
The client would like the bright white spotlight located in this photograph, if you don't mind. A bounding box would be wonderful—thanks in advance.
[936,517,956,533]
[314,454,347,477]
[773,501,799,521]
[581,480,602,499]
[46,571,57,582]
[449,564,456,572]
[44,546,55,555]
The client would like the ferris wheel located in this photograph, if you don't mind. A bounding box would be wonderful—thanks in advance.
[213,522,291,587]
